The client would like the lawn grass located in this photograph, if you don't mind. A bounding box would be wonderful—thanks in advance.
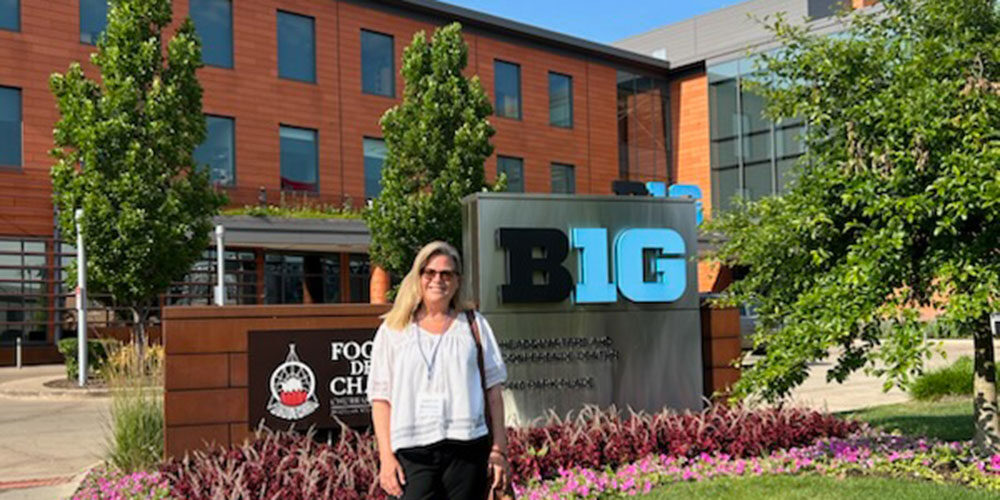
[639,474,994,499]
[840,396,973,442]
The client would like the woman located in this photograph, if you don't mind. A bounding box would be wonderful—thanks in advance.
[367,241,509,499]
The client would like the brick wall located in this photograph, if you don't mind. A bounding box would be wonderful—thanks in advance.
[0,0,649,243]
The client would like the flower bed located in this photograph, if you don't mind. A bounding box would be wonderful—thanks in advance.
[72,406,862,499]
[73,467,171,500]
[516,431,1000,499]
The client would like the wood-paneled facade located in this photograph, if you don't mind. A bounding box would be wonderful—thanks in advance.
[0,0,675,364]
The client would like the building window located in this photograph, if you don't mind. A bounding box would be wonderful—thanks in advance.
[549,72,573,128]
[708,57,806,212]
[264,252,365,304]
[165,249,257,306]
[0,0,19,31]
[193,115,235,186]
[348,253,370,303]
[191,0,233,69]
[617,71,670,183]
[277,11,315,83]
[363,137,387,199]
[0,239,48,344]
[280,126,318,192]
[494,60,521,119]
[498,156,524,193]
[0,86,20,168]
[361,30,394,97]
[551,163,575,194]
[79,0,108,45]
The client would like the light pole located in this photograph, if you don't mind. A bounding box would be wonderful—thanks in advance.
[75,208,87,387]
[214,225,225,306]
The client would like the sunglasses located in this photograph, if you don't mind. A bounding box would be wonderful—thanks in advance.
[421,268,457,281]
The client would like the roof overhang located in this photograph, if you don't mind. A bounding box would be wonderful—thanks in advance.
[214,215,370,253]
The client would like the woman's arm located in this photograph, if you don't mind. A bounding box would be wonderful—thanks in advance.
[486,384,509,490]
[486,385,506,453]
[372,400,405,496]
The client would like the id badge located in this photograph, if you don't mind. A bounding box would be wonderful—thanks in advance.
[416,392,446,421]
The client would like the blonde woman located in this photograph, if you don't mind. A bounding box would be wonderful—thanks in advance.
[367,241,509,499]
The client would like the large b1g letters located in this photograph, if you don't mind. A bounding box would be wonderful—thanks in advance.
[498,227,686,304]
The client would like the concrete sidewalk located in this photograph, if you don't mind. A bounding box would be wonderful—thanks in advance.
[0,365,109,499]
[782,338,996,412]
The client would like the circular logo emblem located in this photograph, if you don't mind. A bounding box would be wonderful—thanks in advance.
[267,343,319,420]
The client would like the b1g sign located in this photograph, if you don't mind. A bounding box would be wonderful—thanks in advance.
[462,193,703,420]
[248,329,375,430]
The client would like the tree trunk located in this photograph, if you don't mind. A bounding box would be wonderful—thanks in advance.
[973,323,1000,452]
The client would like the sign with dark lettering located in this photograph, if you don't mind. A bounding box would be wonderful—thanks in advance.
[248,328,375,430]
[463,193,703,420]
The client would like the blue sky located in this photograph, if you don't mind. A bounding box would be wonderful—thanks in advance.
[440,0,746,43]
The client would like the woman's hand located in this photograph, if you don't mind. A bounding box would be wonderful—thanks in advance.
[379,454,406,497]
[487,449,509,492]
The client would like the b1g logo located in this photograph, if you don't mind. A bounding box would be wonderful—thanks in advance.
[497,227,686,304]
[267,343,319,420]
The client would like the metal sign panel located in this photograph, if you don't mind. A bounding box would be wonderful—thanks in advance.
[462,193,703,421]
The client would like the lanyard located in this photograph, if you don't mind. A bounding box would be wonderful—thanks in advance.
[413,322,446,381]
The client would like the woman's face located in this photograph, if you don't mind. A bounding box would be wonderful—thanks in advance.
[420,253,458,307]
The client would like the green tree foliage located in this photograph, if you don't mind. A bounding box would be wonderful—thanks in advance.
[50,0,225,340]
[705,0,1000,448]
[363,23,502,276]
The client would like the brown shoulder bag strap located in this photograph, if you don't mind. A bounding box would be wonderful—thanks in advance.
[465,309,492,435]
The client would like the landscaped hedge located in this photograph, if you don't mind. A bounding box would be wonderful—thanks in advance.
[158,405,858,500]
[56,337,119,380]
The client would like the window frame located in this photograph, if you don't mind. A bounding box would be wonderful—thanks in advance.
[190,0,234,69]
[550,162,576,194]
[497,155,524,193]
[548,71,573,128]
[193,114,236,187]
[279,124,319,192]
[360,29,395,97]
[79,0,108,45]
[362,136,387,199]
[0,0,19,32]
[493,59,522,120]
[276,10,316,83]
[0,85,22,169]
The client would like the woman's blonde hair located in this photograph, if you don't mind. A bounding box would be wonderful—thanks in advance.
[382,241,472,330]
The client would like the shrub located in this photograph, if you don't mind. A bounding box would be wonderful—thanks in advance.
[160,426,381,500]
[158,405,857,499]
[104,342,164,472]
[57,337,118,380]
[505,405,858,484]
[910,356,977,400]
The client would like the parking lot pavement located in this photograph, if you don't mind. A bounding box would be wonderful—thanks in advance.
[0,397,107,483]
[0,365,108,499]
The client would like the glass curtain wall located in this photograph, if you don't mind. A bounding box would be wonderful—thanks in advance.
[0,239,47,343]
[164,249,257,306]
[708,56,805,212]
[617,71,670,184]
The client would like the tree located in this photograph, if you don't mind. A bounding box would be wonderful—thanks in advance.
[50,0,225,345]
[364,23,502,278]
[705,0,1000,450]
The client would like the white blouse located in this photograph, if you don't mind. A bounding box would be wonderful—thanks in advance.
[367,311,507,452]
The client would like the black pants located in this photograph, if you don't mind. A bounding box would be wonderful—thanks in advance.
[393,436,490,500]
